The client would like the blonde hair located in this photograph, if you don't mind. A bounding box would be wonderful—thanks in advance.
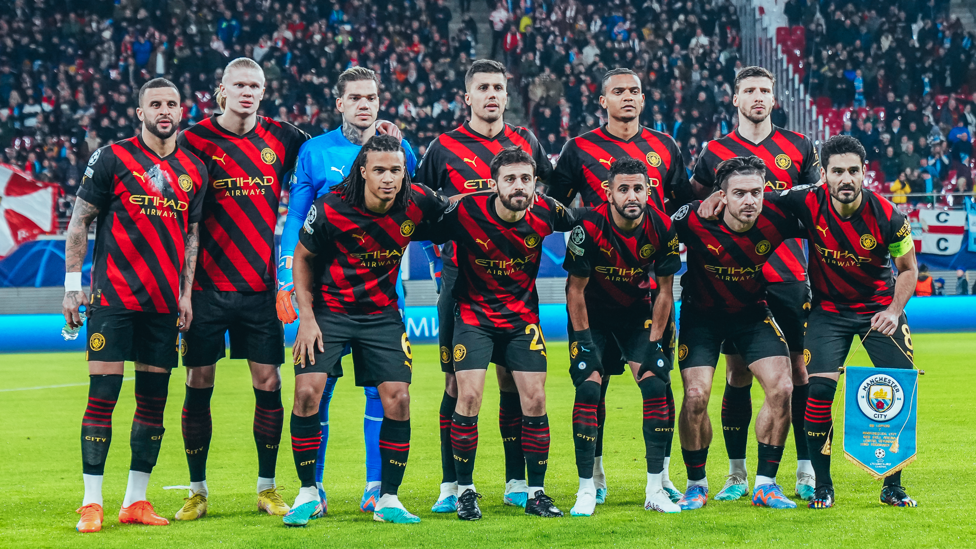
[216,57,264,110]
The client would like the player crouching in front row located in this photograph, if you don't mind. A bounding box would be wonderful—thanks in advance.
[672,156,799,510]
[562,158,682,515]
[285,135,453,526]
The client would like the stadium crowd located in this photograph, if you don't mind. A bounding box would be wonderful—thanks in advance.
[1,0,975,223]
[794,0,976,200]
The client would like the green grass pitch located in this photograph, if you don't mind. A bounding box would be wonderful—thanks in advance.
[2,333,974,548]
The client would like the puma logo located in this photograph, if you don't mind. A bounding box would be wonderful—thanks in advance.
[598,157,614,168]
[212,153,227,165]
[133,172,147,183]
[462,157,478,168]
[475,238,490,249]
[331,166,346,176]
[599,246,613,257]
[816,225,829,238]
[351,233,367,242]
[707,244,723,255]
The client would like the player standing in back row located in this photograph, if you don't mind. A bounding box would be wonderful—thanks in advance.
[416,59,553,513]
[688,66,821,502]
[550,67,692,504]
[66,78,207,533]
[174,57,310,520]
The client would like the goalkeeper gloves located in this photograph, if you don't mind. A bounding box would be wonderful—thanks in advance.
[276,255,298,323]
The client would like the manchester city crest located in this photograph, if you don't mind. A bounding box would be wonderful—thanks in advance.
[857,374,904,421]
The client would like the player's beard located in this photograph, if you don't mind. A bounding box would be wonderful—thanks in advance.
[728,203,758,226]
[611,199,643,220]
[499,190,532,211]
[739,104,770,125]
[830,182,862,204]
[145,116,177,139]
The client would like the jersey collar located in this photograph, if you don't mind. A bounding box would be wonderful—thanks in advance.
[136,134,177,161]
[731,125,779,148]
[462,121,507,141]
[210,114,261,138]
[598,124,643,144]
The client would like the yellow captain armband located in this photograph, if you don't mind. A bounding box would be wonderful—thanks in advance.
[888,233,914,257]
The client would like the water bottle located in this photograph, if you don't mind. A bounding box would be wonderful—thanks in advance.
[62,322,82,341]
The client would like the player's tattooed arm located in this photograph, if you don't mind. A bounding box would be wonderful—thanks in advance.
[182,223,200,295]
[62,198,100,328]
[65,198,100,273]
[178,222,200,332]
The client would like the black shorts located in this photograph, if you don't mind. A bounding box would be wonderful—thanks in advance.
[181,289,285,367]
[678,305,790,371]
[452,320,548,373]
[568,308,676,377]
[437,260,459,373]
[722,280,810,355]
[299,307,413,387]
[86,305,180,369]
[804,306,914,375]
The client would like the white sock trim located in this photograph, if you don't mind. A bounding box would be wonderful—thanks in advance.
[646,472,664,493]
[729,458,747,477]
[294,486,319,507]
[755,475,776,487]
[190,480,208,498]
[122,471,151,507]
[257,477,275,493]
[82,474,103,507]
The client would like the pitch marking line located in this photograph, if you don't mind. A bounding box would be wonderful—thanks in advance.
[0,377,134,392]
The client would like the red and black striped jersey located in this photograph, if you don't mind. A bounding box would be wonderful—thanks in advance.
[416,122,553,197]
[177,116,309,292]
[427,193,580,329]
[550,125,692,210]
[562,203,681,317]
[298,183,450,315]
[691,126,821,284]
[77,136,207,313]
[671,198,803,314]
[773,184,914,315]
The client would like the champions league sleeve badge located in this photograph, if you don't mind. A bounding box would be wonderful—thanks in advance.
[843,366,920,479]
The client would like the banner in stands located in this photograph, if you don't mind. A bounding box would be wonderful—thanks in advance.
[911,209,967,255]
[0,164,58,259]
[967,198,976,253]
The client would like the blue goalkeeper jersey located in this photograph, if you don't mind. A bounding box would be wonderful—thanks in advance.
[279,128,417,305]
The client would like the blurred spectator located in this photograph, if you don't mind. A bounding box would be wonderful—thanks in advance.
[915,264,934,296]
[934,278,945,296]
[890,172,911,203]
[490,3,510,59]
[957,269,970,295]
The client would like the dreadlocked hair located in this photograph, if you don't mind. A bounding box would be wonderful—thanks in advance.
[332,134,412,210]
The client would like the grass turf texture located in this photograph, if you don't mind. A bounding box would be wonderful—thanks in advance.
[1,334,973,548]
